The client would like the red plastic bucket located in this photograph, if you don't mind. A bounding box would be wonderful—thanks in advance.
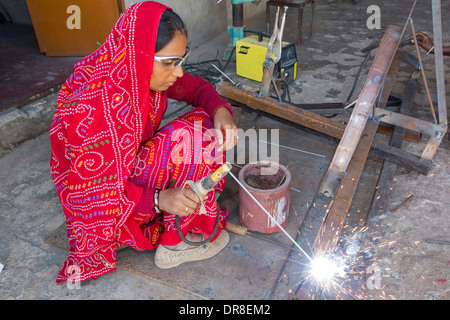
[238,161,291,234]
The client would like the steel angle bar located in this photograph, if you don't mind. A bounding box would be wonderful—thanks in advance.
[373,108,447,139]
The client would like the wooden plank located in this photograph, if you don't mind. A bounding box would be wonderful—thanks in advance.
[369,141,432,175]
[313,121,379,254]
[367,71,419,219]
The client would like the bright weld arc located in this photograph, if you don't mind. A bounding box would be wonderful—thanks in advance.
[228,171,313,262]
[309,255,346,282]
[229,170,347,284]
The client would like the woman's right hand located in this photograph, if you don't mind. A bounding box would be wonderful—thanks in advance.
[158,187,203,217]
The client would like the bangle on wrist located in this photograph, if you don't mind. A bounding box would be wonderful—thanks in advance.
[153,189,162,213]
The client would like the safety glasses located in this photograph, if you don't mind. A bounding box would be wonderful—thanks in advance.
[154,47,190,69]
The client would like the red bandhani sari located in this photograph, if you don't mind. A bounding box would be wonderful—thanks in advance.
[50,1,231,283]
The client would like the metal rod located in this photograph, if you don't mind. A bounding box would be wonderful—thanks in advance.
[344,99,358,109]
[399,0,418,42]
[210,63,236,85]
[426,239,450,245]
[228,171,313,262]
[409,18,438,124]
[258,139,325,158]
[392,194,414,212]
[246,231,304,253]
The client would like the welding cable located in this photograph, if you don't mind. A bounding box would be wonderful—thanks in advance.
[183,59,224,84]
[345,51,371,104]
[221,46,236,73]
[271,78,291,103]
[175,205,220,246]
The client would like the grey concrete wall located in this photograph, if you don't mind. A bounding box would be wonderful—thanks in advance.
[124,0,267,48]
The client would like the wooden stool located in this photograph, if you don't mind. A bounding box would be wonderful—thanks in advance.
[266,0,315,45]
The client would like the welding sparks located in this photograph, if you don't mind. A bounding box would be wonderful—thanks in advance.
[309,255,346,283]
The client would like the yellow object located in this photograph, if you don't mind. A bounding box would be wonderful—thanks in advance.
[236,35,297,82]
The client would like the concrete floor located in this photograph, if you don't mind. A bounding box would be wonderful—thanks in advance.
[0,0,449,301]
[0,24,80,112]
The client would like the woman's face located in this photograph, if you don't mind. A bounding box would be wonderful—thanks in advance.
[150,31,188,91]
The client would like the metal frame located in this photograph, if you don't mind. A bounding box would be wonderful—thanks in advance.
[217,0,447,300]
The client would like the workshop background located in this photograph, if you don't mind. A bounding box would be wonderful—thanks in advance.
[0,0,449,300]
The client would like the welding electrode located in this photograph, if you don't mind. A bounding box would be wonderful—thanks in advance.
[226,222,304,254]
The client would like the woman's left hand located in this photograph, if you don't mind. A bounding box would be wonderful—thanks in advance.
[213,106,238,151]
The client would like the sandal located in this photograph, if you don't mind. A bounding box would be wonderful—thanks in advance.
[154,230,229,269]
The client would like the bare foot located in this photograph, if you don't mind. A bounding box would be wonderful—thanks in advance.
[163,232,204,251]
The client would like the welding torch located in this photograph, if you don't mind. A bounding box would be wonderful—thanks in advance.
[176,162,232,246]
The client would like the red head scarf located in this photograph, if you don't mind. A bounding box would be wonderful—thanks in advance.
[50,1,170,282]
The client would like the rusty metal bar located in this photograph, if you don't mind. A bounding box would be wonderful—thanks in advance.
[319,25,402,199]
[312,48,405,255]
[367,70,420,219]
[216,81,346,139]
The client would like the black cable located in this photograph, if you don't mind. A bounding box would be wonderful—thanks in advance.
[345,51,371,104]
[175,205,220,246]
[183,58,224,84]
[221,46,235,73]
